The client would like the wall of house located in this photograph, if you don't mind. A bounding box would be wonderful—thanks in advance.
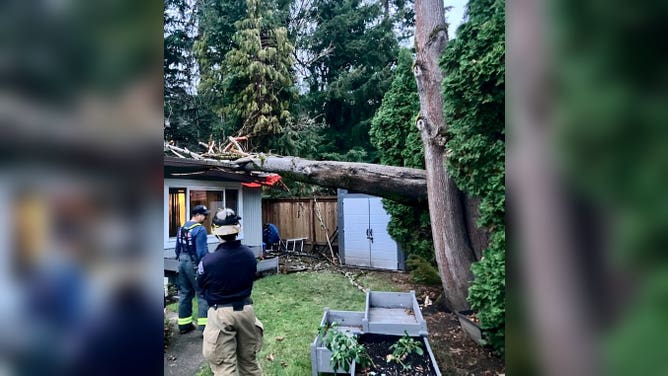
[163,178,264,272]
[242,186,262,248]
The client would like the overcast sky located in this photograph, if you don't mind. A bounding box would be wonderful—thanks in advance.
[446,0,469,39]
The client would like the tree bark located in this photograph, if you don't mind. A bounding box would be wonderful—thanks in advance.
[414,0,475,311]
[235,155,428,205]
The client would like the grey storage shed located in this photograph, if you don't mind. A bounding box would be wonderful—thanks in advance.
[337,189,405,270]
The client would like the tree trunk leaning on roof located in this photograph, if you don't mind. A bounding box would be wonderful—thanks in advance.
[235,155,427,205]
[413,0,475,311]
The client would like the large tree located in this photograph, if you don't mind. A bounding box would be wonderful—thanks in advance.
[442,0,505,352]
[164,0,207,147]
[370,48,434,262]
[221,0,297,150]
[413,0,475,311]
[301,0,399,161]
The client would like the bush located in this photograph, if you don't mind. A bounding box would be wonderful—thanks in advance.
[406,254,442,286]
[441,0,505,353]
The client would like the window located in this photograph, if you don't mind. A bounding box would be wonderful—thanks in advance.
[168,188,186,237]
[189,189,239,234]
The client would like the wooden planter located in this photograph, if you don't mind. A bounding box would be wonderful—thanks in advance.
[455,311,485,346]
[363,290,428,336]
[310,308,364,375]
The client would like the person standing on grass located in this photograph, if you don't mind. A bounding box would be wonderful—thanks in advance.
[175,204,210,334]
[198,208,263,376]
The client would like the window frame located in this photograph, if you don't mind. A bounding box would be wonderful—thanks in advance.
[164,179,244,249]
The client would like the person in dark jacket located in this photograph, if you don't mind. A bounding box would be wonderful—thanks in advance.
[198,208,263,376]
[175,204,210,334]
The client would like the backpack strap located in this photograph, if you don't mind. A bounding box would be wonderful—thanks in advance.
[186,223,202,230]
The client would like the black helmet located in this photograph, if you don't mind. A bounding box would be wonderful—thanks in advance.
[191,204,210,216]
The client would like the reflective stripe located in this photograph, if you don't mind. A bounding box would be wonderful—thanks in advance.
[178,317,193,325]
[197,317,208,326]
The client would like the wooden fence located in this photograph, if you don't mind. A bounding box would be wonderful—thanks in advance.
[261,197,338,246]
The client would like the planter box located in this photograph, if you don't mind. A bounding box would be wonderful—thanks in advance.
[355,334,442,376]
[257,257,279,274]
[311,308,364,375]
[455,311,485,346]
[423,336,443,376]
[363,290,428,336]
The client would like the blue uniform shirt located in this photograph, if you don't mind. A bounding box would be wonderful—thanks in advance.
[175,220,209,261]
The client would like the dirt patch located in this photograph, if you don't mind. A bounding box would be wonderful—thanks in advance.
[279,254,505,375]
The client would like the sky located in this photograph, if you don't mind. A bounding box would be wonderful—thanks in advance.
[446,0,469,39]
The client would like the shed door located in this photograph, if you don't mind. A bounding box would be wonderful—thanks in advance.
[343,197,397,269]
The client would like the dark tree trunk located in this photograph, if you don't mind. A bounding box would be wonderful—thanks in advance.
[413,0,475,311]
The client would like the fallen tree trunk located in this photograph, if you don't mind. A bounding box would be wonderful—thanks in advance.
[236,155,428,204]
[165,143,428,204]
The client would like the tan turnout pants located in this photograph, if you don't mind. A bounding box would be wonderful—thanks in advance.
[202,304,264,376]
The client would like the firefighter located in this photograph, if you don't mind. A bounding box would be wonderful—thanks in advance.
[198,208,263,376]
[175,204,210,334]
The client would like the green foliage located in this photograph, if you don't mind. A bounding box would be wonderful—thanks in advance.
[551,0,668,372]
[319,323,372,372]
[164,0,213,148]
[369,48,435,265]
[220,0,296,150]
[388,332,424,371]
[467,231,505,352]
[302,0,400,160]
[193,0,248,141]
[441,0,505,353]
[406,254,442,286]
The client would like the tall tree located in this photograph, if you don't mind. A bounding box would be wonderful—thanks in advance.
[164,0,206,147]
[194,0,248,139]
[441,0,505,352]
[413,0,475,311]
[301,0,399,161]
[370,49,434,262]
[221,0,296,150]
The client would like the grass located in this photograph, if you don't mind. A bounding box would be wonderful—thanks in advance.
[166,296,199,323]
[188,270,401,375]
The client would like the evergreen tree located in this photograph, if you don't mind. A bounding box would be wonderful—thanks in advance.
[441,0,505,352]
[369,49,433,263]
[302,0,399,161]
[164,0,207,147]
[194,0,248,140]
[221,0,296,150]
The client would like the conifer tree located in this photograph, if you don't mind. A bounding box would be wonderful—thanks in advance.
[222,0,296,150]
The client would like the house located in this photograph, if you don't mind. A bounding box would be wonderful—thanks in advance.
[163,156,279,273]
[337,189,405,270]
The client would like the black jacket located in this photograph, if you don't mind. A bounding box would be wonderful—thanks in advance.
[197,240,257,306]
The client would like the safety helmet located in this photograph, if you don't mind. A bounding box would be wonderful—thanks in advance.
[212,208,242,237]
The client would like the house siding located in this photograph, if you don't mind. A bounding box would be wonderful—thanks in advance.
[242,186,263,247]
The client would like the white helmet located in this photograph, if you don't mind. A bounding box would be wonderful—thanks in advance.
[211,208,242,237]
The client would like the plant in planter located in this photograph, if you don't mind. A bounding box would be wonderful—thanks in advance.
[357,334,441,376]
[387,332,424,371]
[319,323,374,373]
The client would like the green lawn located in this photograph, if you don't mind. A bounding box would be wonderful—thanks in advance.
[185,270,400,376]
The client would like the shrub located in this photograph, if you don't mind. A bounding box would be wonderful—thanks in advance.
[406,254,442,286]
